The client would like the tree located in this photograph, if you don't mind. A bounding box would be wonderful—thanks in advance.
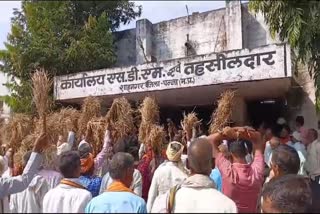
[0,1,141,114]
[249,1,320,110]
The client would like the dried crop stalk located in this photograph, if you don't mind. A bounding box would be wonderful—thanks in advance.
[209,90,236,134]
[181,112,201,139]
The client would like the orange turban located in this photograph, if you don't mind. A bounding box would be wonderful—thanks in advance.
[80,153,94,174]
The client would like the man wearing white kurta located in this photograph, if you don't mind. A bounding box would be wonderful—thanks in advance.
[10,151,50,213]
[0,134,47,213]
[151,138,237,213]
[147,141,188,212]
[43,151,92,213]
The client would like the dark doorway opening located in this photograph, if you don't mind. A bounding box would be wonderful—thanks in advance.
[247,98,287,128]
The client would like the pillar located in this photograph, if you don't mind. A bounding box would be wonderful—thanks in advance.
[136,19,153,65]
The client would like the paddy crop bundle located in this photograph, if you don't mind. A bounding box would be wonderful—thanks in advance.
[147,125,164,155]
[86,117,107,155]
[1,114,34,152]
[105,97,135,144]
[209,90,235,134]
[78,96,101,138]
[181,112,201,139]
[31,68,52,133]
[138,96,160,144]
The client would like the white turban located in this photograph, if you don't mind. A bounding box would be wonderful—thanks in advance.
[57,143,71,155]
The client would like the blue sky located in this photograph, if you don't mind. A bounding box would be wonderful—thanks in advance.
[0,1,226,49]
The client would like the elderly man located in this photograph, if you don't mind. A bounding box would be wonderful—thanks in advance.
[305,128,320,184]
[0,133,47,213]
[147,141,189,212]
[151,138,237,213]
[85,152,147,213]
[43,151,92,213]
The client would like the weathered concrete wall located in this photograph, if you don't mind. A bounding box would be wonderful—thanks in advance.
[226,1,242,50]
[113,29,136,67]
[152,9,227,62]
[241,4,281,50]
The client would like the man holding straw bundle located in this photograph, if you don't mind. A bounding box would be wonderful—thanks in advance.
[207,126,265,213]
[0,133,48,213]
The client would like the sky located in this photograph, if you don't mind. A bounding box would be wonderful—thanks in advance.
[0,1,226,49]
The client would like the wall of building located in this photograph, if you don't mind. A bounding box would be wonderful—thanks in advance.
[113,29,136,67]
[0,73,11,119]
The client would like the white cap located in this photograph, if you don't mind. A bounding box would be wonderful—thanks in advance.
[277,117,287,125]
[292,131,302,142]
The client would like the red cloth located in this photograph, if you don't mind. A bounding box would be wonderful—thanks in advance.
[216,152,264,213]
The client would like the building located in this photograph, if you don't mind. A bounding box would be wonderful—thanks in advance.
[54,1,318,129]
[0,72,11,122]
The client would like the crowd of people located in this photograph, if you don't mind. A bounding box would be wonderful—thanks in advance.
[0,115,319,213]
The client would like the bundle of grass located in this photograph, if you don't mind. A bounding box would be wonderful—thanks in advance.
[209,90,236,134]
[32,68,52,133]
[105,97,135,144]
[181,112,201,140]
[14,133,38,166]
[147,125,165,156]
[78,96,101,139]
[1,114,34,152]
[138,96,160,144]
[85,117,107,155]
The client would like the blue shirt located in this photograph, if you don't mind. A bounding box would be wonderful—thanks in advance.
[85,191,147,213]
[79,175,102,197]
[210,168,222,192]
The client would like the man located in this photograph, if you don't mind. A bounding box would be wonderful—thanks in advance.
[0,133,47,213]
[78,129,112,176]
[264,136,281,167]
[260,174,312,213]
[151,138,237,213]
[147,141,189,212]
[79,129,109,197]
[287,131,307,175]
[43,151,92,213]
[295,116,308,146]
[10,151,49,213]
[305,128,320,183]
[305,129,320,212]
[266,144,300,182]
[208,127,265,213]
[85,152,147,213]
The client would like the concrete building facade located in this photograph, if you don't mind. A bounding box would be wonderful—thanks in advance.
[0,72,11,121]
[54,1,318,129]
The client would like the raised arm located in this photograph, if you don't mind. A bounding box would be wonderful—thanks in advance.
[94,130,112,170]
[0,133,47,198]
[67,131,75,148]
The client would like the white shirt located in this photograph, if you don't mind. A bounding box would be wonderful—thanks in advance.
[306,140,320,179]
[151,181,237,213]
[99,169,142,196]
[287,141,307,175]
[147,161,188,212]
[43,178,92,213]
[10,175,49,213]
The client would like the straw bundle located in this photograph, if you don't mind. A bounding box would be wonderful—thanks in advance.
[147,125,164,155]
[181,112,201,139]
[86,117,107,155]
[138,97,159,144]
[209,90,236,134]
[78,96,101,138]
[105,97,135,144]
[31,68,52,133]
[1,114,34,152]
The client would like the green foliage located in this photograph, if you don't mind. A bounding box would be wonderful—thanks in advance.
[249,0,320,111]
[0,0,141,114]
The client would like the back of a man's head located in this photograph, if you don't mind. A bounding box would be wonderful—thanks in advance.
[229,140,247,159]
[187,138,212,175]
[109,152,134,180]
[59,151,81,178]
[271,144,300,177]
[261,174,312,213]
[295,116,304,127]
[114,135,139,161]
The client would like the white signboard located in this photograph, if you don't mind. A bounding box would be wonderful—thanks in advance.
[54,43,291,100]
